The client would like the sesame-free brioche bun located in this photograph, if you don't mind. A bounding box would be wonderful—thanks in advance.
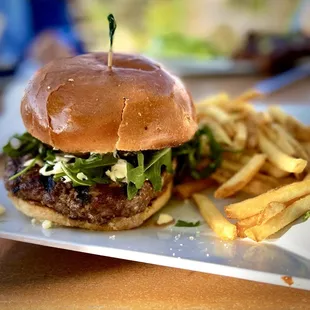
[21,53,197,153]
[8,179,172,231]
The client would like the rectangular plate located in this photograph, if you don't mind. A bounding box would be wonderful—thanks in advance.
[1,104,310,290]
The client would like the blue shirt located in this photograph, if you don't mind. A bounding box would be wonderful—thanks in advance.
[0,0,84,73]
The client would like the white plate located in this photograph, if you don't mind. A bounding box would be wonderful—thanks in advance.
[1,104,310,290]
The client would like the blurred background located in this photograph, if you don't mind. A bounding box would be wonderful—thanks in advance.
[74,0,310,75]
[1,0,310,145]
[1,0,310,77]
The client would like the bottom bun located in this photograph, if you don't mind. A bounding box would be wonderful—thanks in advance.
[9,180,172,231]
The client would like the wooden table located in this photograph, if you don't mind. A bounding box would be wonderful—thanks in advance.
[1,76,310,309]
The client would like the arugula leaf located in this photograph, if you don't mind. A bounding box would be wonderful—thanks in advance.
[3,133,45,158]
[92,176,110,184]
[45,150,56,163]
[173,126,223,181]
[198,127,223,178]
[304,211,310,221]
[60,162,94,186]
[145,148,172,191]
[175,220,201,227]
[127,153,145,188]
[127,182,139,200]
[126,149,172,200]
[74,153,117,170]
[9,157,39,181]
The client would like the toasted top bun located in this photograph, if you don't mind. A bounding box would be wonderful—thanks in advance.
[21,53,197,153]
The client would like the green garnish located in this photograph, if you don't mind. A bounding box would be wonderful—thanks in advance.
[304,211,310,221]
[173,125,223,180]
[3,133,172,200]
[9,157,39,181]
[74,153,117,170]
[60,162,94,187]
[3,133,46,158]
[126,148,172,200]
[107,14,117,50]
[175,220,201,227]
[107,13,117,68]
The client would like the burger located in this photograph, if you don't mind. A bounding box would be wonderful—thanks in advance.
[3,52,197,231]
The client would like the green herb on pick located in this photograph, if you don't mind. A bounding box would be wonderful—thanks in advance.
[107,13,117,68]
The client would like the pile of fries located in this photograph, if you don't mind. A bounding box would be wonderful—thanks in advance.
[175,90,310,242]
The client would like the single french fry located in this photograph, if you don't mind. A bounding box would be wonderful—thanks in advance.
[287,116,310,142]
[222,159,280,187]
[225,179,310,219]
[236,214,260,238]
[245,117,258,149]
[211,168,274,196]
[273,123,308,159]
[260,161,290,178]
[258,131,307,173]
[233,122,247,150]
[245,194,310,242]
[224,153,290,178]
[232,89,262,104]
[268,105,287,124]
[196,93,230,113]
[262,125,295,156]
[200,105,231,124]
[214,154,267,198]
[192,193,237,241]
[268,105,310,142]
[173,179,214,200]
[301,142,310,158]
[200,118,232,145]
[257,201,286,225]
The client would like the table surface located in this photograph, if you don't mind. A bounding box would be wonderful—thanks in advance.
[1,76,310,310]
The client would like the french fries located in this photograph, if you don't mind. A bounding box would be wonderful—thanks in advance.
[192,193,237,240]
[233,122,247,150]
[245,194,310,242]
[188,92,310,242]
[232,89,262,104]
[236,215,260,238]
[258,131,307,173]
[214,154,266,198]
[272,123,308,159]
[225,179,310,219]
[200,105,231,124]
[173,179,214,200]
[200,118,232,145]
[256,201,286,225]
[268,105,287,124]
[262,125,295,156]
[212,168,274,196]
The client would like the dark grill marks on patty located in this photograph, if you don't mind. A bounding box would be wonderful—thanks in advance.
[4,156,161,225]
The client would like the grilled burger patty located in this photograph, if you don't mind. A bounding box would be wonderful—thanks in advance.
[4,156,166,225]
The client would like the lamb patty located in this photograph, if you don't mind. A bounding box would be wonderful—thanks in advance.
[4,156,166,225]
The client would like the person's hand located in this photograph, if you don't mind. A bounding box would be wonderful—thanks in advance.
[27,30,75,65]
